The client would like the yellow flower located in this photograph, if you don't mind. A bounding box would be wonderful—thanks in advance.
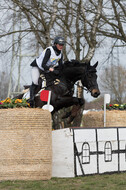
[15,99,22,103]
[1,98,11,103]
[6,99,11,103]
[114,104,119,107]
[5,98,11,103]
[1,100,5,103]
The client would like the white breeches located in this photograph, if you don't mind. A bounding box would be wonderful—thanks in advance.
[31,67,40,85]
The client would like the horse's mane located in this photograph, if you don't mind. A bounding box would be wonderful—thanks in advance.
[63,59,87,68]
[63,59,97,73]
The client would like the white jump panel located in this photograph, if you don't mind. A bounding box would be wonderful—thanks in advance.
[97,128,118,174]
[74,129,97,175]
[52,128,74,177]
[52,127,126,177]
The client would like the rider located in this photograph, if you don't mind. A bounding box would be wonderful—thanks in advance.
[28,36,65,107]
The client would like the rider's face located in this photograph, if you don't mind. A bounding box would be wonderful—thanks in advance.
[56,44,64,51]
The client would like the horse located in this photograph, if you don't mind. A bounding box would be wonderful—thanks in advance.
[17,59,100,124]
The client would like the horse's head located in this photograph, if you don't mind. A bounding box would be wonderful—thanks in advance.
[81,61,100,98]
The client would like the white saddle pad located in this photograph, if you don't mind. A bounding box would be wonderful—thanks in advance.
[22,90,30,99]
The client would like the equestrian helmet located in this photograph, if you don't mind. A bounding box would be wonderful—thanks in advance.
[54,36,65,45]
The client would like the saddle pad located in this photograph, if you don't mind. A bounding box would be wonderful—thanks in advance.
[22,90,30,100]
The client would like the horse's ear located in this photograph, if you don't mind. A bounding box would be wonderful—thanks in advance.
[94,61,98,68]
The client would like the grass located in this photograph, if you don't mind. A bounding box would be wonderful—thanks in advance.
[0,173,126,190]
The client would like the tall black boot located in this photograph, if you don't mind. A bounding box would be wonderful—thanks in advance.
[28,83,38,108]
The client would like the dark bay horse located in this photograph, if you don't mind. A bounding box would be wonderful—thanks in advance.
[17,60,100,123]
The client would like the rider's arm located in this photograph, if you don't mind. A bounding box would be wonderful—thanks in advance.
[41,48,51,71]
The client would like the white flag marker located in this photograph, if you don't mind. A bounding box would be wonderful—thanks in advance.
[41,91,54,112]
[104,94,110,127]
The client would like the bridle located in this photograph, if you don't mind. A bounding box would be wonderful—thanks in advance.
[75,82,91,93]
[39,67,95,95]
[74,68,93,94]
[80,65,97,94]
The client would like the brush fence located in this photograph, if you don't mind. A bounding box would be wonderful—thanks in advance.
[82,110,126,127]
[0,108,52,180]
[52,127,126,177]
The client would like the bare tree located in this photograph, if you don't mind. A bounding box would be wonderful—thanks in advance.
[99,65,126,104]
[100,0,126,44]
[0,71,10,100]
[1,0,58,45]
[1,0,125,62]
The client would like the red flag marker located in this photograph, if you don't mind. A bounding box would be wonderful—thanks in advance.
[40,90,49,102]
[40,90,54,112]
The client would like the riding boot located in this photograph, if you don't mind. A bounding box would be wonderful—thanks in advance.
[28,83,38,108]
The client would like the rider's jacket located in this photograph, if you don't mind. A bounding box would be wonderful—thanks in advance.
[36,46,62,72]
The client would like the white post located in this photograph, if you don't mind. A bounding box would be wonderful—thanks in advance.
[47,91,51,106]
[104,97,106,127]
[104,94,110,127]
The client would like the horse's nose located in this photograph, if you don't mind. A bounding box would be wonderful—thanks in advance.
[91,89,100,98]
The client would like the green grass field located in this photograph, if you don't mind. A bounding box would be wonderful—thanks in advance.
[0,173,126,190]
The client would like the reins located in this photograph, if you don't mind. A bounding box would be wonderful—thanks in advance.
[38,69,91,97]
[38,76,90,97]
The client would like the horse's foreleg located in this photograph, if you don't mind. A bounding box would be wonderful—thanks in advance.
[54,97,84,123]
[61,98,84,119]
[62,111,71,119]
[54,97,84,110]
[67,105,82,124]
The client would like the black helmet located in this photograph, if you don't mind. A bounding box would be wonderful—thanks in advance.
[54,36,65,45]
